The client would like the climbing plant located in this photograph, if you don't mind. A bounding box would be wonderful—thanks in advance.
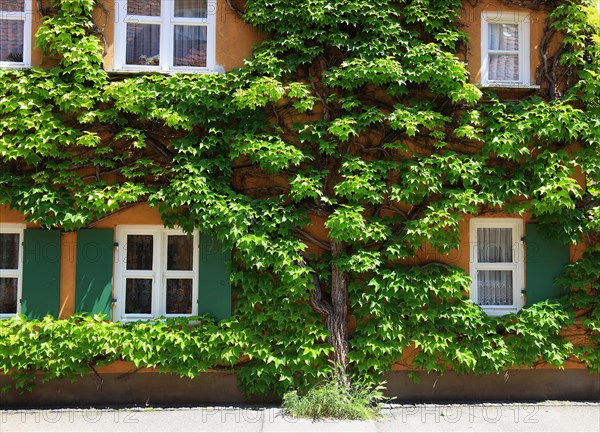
[0,0,598,396]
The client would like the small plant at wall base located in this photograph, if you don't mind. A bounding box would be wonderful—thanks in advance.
[282,376,388,420]
[0,0,599,398]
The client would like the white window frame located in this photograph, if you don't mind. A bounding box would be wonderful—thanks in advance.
[0,1,32,68]
[114,225,199,321]
[480,11,531,86]
[112,0,217,73]
[0,224,25,318]
[469,218,524,316]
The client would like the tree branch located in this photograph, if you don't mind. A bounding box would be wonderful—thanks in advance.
[295,228,331,251]
[225,0,245,17]
[296,253,333,319]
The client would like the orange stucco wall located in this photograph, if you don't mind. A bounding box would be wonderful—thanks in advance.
[214,1,263,71]
[29,3,44,68]
[0,206,27,224]
[59,232,77,318]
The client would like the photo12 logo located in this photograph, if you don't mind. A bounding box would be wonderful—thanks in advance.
[2,409,139,425]
[389,404,540,425]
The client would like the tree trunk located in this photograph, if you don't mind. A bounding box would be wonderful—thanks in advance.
[308,239,349,384]
[329,240,349,379]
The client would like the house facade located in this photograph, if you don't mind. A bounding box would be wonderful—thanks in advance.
[0,0,598,405]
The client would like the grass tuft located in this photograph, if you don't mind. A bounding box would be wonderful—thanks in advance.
[282,376,387,420]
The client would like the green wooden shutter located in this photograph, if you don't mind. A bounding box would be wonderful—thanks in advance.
[21,230,61,319]
[198,234,231,320]
[75,229,114,319]
[525,223,570,306]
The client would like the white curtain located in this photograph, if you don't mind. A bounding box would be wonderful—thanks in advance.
[0,19,24,62]
[477,228,512,263]
[488,23,519,81]
[477,228,513,305]
[127,0,161,16]
[126,23,161,65]
[173,25,207,67]
[174,0,207,18]
[0,0,25,12]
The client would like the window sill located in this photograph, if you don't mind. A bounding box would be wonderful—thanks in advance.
[479,307,520,316]
[106,67,221,75]
[0,64,31,69]
[116,315,202,324]
[478,83,541,90]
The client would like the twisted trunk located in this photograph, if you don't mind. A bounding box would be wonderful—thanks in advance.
[308,240,349,382]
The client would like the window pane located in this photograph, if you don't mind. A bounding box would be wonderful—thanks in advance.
[0,0,24,12]
[488,23,519,51]
[167,235,194,271]
[126,235,154,270]
[126,23,160,66]
[174,0,207,18]
[477,270,513,306]
[125,278,153,314]
[0,19,23,62]
[0,277,18,314]
[173,25,206,67]
[166,279,193,314]
[127,0,161,16]
[488,54,519,81]
[477,228,512,263]
[0,233,19,269]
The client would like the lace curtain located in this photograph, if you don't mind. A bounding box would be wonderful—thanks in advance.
[477,228,513,306]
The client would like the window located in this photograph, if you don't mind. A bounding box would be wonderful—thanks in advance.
[470,219,524,315]
[113,0,216,72]
[115,226,199,321]
[0,224,24,318]
[0,0,32,68]
[480,11,531,86]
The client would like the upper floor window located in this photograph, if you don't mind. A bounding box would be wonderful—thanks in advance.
[480,11,531,86]
[0,0,32,68]
[0,224,24,318]
[470,218,524,316]
[113,0,216,72]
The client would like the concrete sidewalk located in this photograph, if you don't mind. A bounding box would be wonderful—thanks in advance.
[1,402,599,432]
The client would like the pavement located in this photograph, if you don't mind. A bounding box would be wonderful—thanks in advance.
[1,402,599,432]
